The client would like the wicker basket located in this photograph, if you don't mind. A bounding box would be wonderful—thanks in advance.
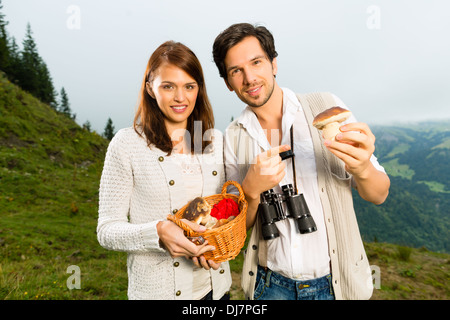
[166,180,248,263]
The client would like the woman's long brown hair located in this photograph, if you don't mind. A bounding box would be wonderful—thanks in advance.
[133,41,215,155]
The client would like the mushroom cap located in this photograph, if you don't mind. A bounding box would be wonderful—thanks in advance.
[312,106,352,129]
[183,197,211,224]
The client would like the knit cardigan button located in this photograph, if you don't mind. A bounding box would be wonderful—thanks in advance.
[212,170,218,176]
[158,156,164,162]
[176,290,181,296]
[169,180,175,186]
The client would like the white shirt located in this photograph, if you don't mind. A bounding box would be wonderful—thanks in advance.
[224,88,385,280]
[172,153,212,299]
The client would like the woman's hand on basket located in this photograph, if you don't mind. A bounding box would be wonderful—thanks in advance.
[192,255,221,270]
[157,219,215,260]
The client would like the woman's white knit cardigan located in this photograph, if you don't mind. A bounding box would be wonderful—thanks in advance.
[97,127,231,300]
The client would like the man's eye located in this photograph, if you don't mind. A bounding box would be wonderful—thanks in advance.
[231,69,241,76]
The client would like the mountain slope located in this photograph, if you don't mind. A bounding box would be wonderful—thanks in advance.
[354,122,450,253]
[0,72,129,299]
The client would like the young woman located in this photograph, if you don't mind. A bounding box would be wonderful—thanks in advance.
[97,41,231,300]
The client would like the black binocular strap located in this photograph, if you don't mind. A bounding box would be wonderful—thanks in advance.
[290,126,298,195]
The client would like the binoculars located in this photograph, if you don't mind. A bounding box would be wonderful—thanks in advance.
[257,150,317,240]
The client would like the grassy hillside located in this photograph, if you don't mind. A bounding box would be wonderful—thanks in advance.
[0,72,128,299]
[0,73,448,300]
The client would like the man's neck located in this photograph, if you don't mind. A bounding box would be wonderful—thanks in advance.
[250,84,283,146]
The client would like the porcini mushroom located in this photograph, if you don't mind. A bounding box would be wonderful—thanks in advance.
[182,197,212,225]
[312,106,352,141]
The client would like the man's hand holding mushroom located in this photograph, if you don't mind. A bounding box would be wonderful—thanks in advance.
[325,122,376,179]
[313,107,390,205]
[313,107,375,178]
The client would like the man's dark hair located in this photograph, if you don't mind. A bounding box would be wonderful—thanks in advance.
[212,23,278,79]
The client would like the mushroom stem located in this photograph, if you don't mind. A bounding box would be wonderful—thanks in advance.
[322,122,341,141]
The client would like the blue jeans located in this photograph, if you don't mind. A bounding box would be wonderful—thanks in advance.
[254,265,335,300]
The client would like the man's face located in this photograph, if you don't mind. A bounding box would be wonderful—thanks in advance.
[224,36,277,108]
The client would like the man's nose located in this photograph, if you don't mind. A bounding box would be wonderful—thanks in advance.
[242,67,256,85]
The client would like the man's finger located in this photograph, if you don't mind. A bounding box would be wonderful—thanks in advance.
[263,144,290,159]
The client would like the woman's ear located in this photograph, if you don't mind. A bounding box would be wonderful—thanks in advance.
[146,82,155,99]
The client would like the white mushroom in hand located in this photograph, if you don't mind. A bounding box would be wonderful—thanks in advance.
[312,107,352,141]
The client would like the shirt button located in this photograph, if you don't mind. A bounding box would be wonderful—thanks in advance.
[252,245,257,250]
[176,290,181,296]
[173,262,179,267]
[212,170,218,176]
[169,180,175,186]
[249,271,254,276]
[158,156,164,162]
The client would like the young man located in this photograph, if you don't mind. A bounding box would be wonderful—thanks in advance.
[212,23,390,300]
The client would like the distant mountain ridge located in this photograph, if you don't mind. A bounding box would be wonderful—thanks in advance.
[354,121,450,253]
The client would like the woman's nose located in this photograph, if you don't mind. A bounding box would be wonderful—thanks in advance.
[174,88,185,102]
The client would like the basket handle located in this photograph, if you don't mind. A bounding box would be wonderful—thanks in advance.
[166,214,197,237]
[221,180,246,205]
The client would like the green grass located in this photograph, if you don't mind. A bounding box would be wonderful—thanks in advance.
[417,181,450,194]
[365,242,450,300]
[382,158,415,180]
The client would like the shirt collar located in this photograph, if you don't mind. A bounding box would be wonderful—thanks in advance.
[236,87,302,150]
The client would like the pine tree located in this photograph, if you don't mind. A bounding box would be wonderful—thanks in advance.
[59,87,71,117]
[82,120,91,132]
[0,0,10,72]
[37,59,57,107]
[6,37,21,84]
[19,23,41,96]
[18,23,57,106]
[103,118,115,140]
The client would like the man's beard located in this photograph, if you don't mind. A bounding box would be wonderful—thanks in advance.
[241,79,275,108]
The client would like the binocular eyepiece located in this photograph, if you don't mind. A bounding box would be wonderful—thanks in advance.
[257,150,317,240]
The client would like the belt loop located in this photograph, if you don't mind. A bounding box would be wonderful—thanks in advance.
[265,268,272,287]
[326,274,334,295]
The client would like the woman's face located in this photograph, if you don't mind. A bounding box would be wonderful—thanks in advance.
[147,63,199,134]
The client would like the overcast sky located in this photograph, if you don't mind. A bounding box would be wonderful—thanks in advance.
[3,0,450,133]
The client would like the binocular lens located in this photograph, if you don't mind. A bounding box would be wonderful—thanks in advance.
[297,216,317,234]
[262,222,279,240]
